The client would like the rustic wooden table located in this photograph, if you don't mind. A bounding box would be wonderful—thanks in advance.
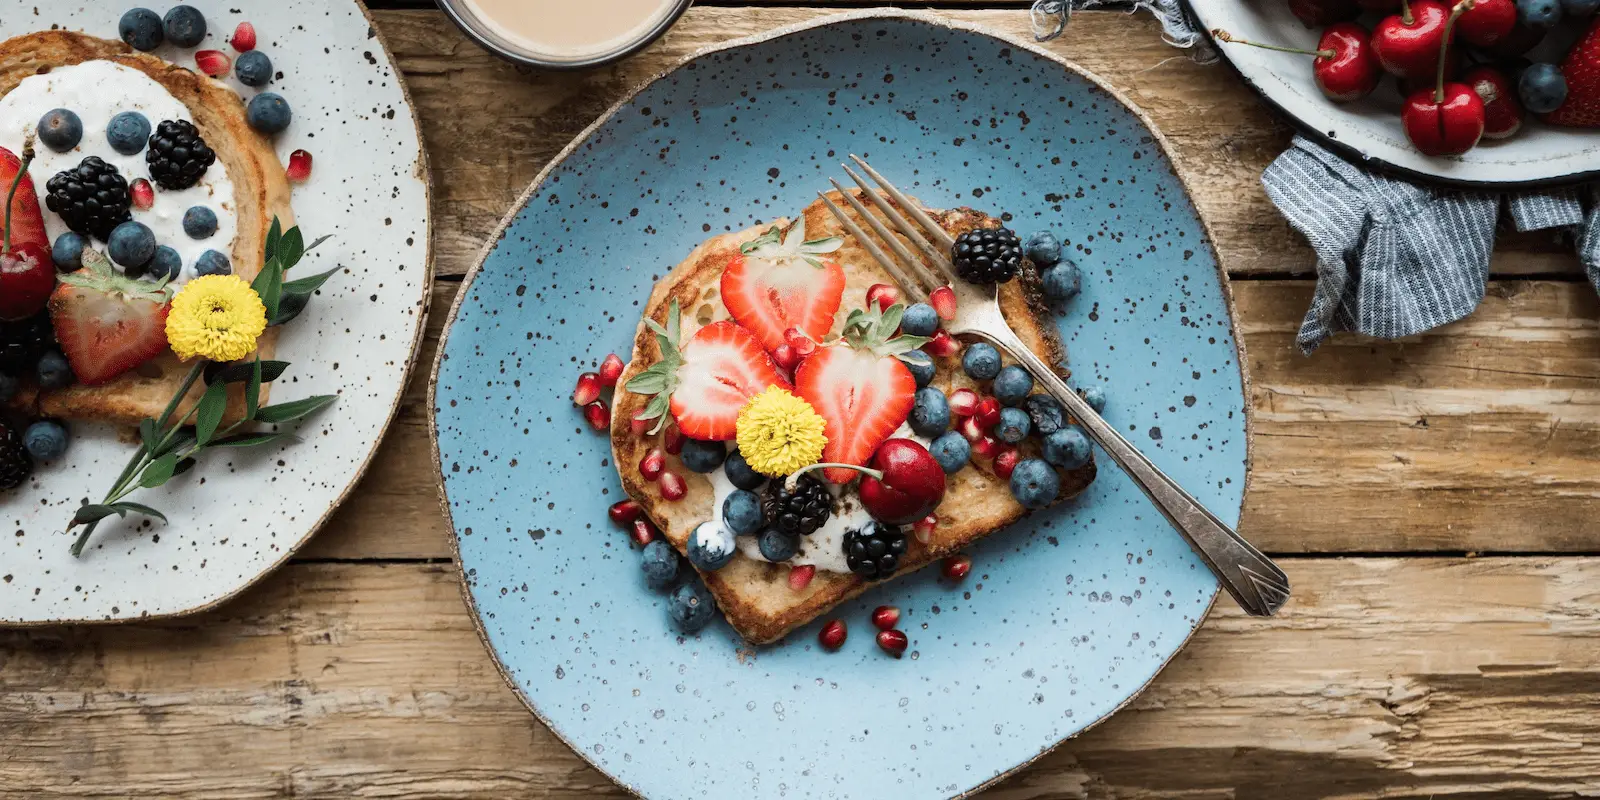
[5,2,1599,797]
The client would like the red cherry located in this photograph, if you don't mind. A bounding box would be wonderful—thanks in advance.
[1288,0,1361,27]
[1403,82,1485,156]
[856,438,947,525]
[1371,0,1453,80]
[1314,24,1382,101]
[0,242,52,321]
[1465,65,1523,139]
[1457,0,1516,47]
[1357,0,1399,8]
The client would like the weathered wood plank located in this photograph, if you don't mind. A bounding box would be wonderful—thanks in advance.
[3,557,1599,797]
[300,277,1600,559]
[372,8,1583,280]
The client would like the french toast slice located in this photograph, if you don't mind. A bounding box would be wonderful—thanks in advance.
[0,30,292,424]
[611,190,1096,645]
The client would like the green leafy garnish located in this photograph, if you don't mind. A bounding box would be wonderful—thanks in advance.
[623,299,684,435]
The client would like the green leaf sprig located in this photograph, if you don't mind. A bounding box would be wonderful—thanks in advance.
[67,219,340,557]
[622,299,683,435]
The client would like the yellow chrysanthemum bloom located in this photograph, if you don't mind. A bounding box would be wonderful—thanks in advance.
[165,275,268,362]
[736,387,828,477]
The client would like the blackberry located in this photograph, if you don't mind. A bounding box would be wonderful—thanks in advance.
[951,226,1023,284]
[45,157,133,241]
[762,473,831,536]
[146,120,216,190]
[0,422,32,491]
[0,312,54,374]
[843,521,908,580]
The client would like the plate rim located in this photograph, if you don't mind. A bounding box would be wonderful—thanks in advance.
[427,8,1251,797]
[0,0,437,627]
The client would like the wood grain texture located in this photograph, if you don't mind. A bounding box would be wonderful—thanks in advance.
[373,7,1584,280]
[4,557,1599,798]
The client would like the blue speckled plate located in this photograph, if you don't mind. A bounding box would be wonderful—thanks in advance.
[431,10,1247,798]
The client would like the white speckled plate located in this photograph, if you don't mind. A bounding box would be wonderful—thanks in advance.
[0,0,431,624]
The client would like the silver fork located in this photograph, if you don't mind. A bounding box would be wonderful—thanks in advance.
[820,155,1290,617]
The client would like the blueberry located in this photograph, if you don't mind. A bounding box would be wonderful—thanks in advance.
[1023,231,1061,266]
[51,232,86,272]
[22,420,67,462]
[37,109,82,153]
[1025,394,1065,435]
[757,528,799,562]
[1517,0,1562,27]
[992,365,1033,406]
[1009,458,1060,510]
[962,342,1001,381]
[640,539,679,590]
[898,350,935,388]
[687,520,736,571]
[679,438,726,473]
[235,50,273,87]
[1564,0,1600,13]
[1042,426,1092,469]
[107,221,156,269]
[105,111,151,156]
[0,372,16,404]
[996,407,1031,444]
[150,246,182,282]
[246,92,293,135]
[196,249,232,276]
[722,448,766,491]
[721,489,764,536]
[930,431,971,474]
[667,579,716,633]
[1042,260,1082,302]
[900,302,940,336]
[1518,63,1568,113]
[119,8,164,51]
[1078,385,1108,414]
[163,5,207,48]
[909,387,951,437]
[36,350,72,389]
[182,206,218,240]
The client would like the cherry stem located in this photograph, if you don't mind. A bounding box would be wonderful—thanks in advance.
[1401,0,1413,25]
[1435,0,1475,104]
[786,461,883,491]
[3,132,34,256]
[1211,29,1334,59]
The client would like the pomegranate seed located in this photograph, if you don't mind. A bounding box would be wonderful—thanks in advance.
[913,514,938,545]
[598,353,625,387]
[930,286,958,320]
[639,448,666,481]
[783,327,816,356]
[195,49,232,78]
[871,605,901,631]
[286,149,313,183]
[630,518,659,547]
[573,372,601,406]
[993,448,1020,480]
[663,423,685,455]
[583,400,610,431]
[971,435,1003,460]
[866,283,899,311]
[958,416,986,443]
[788,564,816,591]
[942,554,972,581]
[975,397,1002,429]
[924,330,961,357]
[608,499,642,527]
[819,619,848,651]
[876,629,908,658]
[129,179,155,211]
[230,21,258,52]
[949,389,980,417]
[772,343,800,370]
[659,470,687,501]
[629,411,653,436]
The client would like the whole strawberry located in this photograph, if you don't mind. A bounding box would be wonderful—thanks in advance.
[1543,16,1600,127]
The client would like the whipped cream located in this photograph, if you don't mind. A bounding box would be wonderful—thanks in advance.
[0,60,238,285]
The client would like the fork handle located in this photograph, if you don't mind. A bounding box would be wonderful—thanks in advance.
[977,329,1290,617]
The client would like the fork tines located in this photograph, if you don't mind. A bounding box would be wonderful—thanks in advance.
[819,155,961,303]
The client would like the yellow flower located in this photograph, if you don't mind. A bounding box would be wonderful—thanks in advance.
[736,387,828,477]
[165,275,268,362]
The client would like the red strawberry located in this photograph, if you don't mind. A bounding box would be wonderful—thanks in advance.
[795,304,928,483]
[624,301,788,441]
[1545,17,1600,128]
[721,219,846,352]
[47,251,172,386]
[0,146,47,251]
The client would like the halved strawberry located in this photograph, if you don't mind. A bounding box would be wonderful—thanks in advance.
[47,250,172,386]
[795,303,931,483]
[721,218,846,352]
[624,301,789,441]
[0,146,47,250]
